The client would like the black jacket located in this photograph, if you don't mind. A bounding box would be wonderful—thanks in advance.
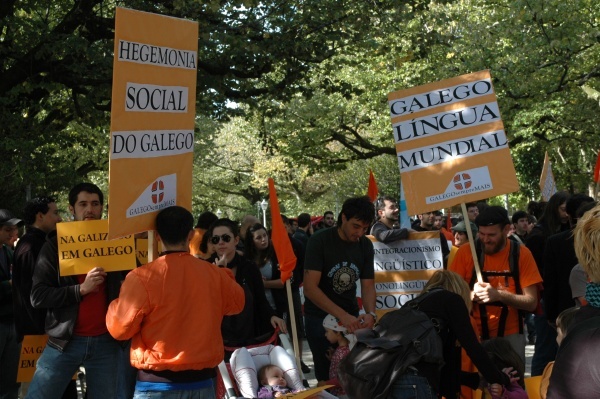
[543,229,578,323]
[31,231,122,351]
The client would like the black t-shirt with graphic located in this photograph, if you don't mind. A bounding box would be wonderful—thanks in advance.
[303,227,374,318]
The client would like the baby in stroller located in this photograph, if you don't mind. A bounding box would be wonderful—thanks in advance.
[257,364,298,398]
[227,344,337,398]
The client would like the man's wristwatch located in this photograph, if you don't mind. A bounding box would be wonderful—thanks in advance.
[368,311,377,321]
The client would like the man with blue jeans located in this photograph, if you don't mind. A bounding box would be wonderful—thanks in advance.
[106,206,244,399]
[27,183,122,399]
[303,196,377,383]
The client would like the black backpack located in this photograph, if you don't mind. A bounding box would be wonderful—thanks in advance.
[337,289,445,399]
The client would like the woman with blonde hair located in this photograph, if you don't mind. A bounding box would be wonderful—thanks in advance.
[389,270,512,399]
[547,204,600,398]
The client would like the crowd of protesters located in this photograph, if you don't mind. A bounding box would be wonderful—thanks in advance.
[2,185,600,398]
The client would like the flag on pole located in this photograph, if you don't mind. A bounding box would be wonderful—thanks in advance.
[268,178,297,283]
[594,151,600,183]
[367,170,379,202]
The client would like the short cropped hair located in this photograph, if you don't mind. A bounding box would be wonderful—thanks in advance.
[156,206,194,246]
[297,213,311,228]
[511,210,528,225]
[207,218,240,239]
[23,196,56,225]
[337,196,375,227]
[68,183,103,206]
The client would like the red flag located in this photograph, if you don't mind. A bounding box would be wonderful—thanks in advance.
[594,151,600,183]
[268,178,297,283]
[367,170,379,201]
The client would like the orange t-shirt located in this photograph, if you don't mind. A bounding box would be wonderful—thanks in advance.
[449,240,542,337]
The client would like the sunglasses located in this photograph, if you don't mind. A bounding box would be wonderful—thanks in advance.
[211,234,233,245]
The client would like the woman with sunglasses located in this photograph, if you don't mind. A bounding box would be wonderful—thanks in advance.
[207,218,287,348]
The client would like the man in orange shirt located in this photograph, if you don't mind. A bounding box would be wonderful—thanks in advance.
[106,206,244,398]
[449,206,542,362]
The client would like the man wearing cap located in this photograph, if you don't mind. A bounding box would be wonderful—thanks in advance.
[449,206,542,361]
[447,221,478,269]
[0,209,24,399]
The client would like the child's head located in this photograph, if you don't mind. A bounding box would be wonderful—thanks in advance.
[556,306,580,345]
[258,364,287,387]
[482,337,525,389]
[323,314,356,348]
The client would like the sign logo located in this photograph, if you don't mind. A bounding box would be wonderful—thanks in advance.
[453,173,472,190]
[127,174,177,218]
[151,180,165,204]
[426,166,493,204]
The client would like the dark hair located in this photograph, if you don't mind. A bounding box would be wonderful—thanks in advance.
[337,196,375,227]
[576,201,597,219]
[297,213,311,228]
[511,210,528,225]
[527,200,547,220]
[68,183,103,206]
[538,191,570,236]
[375,195,396,214]
[465,202,478,210]
[323,210,334,217]
[244,223,275,267]
[281,214,290,225]
[23,196,56,225]
[195,211,218,229]
[155,206,193,246]
[207,218,239,239]
[482,338,525,389]
[565,194,594,222]
[257,364,280,386]
[556,306,580,337]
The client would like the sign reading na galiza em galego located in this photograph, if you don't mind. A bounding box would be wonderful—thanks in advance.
[370,231,443,316]
[108,7,198,239]
[388,70,519,215]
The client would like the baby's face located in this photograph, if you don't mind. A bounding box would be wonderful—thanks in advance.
[265,366,287,387]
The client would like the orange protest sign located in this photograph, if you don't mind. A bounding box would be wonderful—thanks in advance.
[370,231,442,317]
[57,220,136,276]
[108,8,199,238]
[388,70,519,214]
[17,335,48,382]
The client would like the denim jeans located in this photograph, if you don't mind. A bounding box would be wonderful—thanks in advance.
[133,381,215,399]
[117,340,137,399]
[26,333,120,399]
[389,369,437,399]
[531,312,558,376]
[304,313,331,381]
[0,321,21,399]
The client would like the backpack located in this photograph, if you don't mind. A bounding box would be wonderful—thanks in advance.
[337,289,445,399]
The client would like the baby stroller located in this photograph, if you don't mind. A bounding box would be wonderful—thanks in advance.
[217,330,337,398]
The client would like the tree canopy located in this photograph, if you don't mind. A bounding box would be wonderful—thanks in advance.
[1,0,599,218]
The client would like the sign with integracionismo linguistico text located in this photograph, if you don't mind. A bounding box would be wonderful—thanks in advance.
[370,232,443,315]
[388,70,519,214]
[108,7,198,238]
[539,151,557,201]
[57,220,136,276]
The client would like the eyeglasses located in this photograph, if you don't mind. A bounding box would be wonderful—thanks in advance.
[211,234,233,245]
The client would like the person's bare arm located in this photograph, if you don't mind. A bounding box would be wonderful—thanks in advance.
[473,282,538,312]
[303,269,362,332]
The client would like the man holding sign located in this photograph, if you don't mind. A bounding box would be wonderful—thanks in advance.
[450,206,541,361]
[27,183,122,399]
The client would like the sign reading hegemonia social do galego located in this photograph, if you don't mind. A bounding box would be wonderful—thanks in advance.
[108,7,198,239]
[388,70,519,215]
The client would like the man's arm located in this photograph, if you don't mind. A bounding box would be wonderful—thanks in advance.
[106,272,147,340]
[303,270,363,332]
[473,283,538,312]
[370,222,409,243]
[357,278,376,328]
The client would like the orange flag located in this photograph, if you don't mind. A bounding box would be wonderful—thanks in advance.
[268,178,297,283]
[594,151,600,183]
[367,170,379,201]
